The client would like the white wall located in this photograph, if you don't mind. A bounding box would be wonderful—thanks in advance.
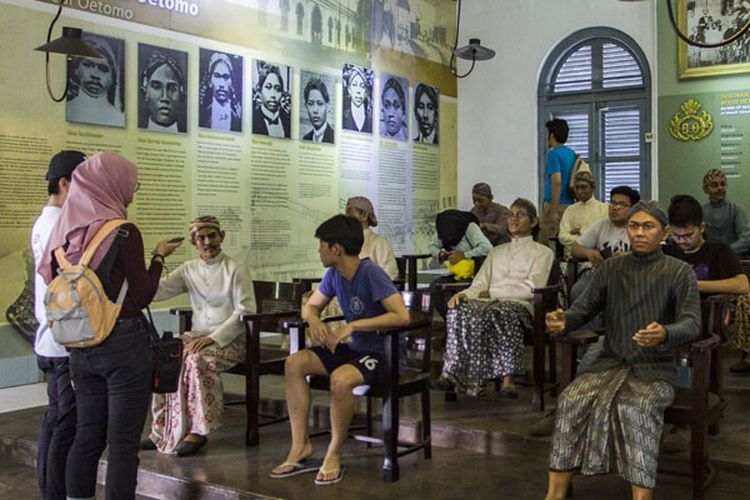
[456,0,657,209]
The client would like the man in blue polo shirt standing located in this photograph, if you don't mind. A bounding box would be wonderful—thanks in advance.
[538,118,577,247]
[270,214,410,486]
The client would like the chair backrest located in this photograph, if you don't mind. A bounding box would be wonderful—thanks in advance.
[396,257,406,281]
[252,280,306,314]
[400,290,432,373]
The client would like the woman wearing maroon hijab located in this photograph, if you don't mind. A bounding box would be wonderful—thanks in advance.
[40,151,181,500]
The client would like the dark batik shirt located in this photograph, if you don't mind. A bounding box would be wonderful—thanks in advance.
[565,249,700,384]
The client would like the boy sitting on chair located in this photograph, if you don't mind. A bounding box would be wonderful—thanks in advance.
[270,214,410,485]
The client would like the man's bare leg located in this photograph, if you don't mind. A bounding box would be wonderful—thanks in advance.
[316,365,364,482]
[631,484,653,500]
[545,471,574,500]
[271,350,328,475]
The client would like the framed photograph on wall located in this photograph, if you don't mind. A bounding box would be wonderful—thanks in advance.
[251,60,292,138]
[380,74,408,141]
[138,43,188,133]
[198,49,243,132]
[413,82,439,145]
[678,0,750,79]
[342,63,374,134]
[66,32,125,128]
[300,71,336,144]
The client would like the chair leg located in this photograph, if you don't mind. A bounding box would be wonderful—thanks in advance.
[444,390,457,402]
[366,396,373,449]
[494,379,502,392]
[421,388,432,459]
[246,369,260,447]
[382,391,399,482]
[549,342,558,397]
[532,343,544,412]
[690,417,708,500]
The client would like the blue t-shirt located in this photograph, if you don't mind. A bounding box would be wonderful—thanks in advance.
[318,258,401,356]
[543,145,577,205]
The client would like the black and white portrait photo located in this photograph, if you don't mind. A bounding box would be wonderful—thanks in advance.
[198,49,243,132]
[342,63,374,134]
[252,60,291,138]
[380,74,408,141]
[300,71,336,144]
[137,43,188,133]
[66,33,125,128]
[680,0,750,77]
[413,82,439,145]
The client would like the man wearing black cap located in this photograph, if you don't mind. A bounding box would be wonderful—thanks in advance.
[31,150,85,500]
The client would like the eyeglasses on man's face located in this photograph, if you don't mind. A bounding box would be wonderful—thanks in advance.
[610,201,631,210]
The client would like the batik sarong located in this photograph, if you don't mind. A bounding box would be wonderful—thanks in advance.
[441,299,531,396]
[150,331,245,454]
[549,366,675,489]
[732,294,750,352]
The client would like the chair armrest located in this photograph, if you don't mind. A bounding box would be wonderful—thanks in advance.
[436,282,471,292]
[282,315,345,330]
[532,284,561,295]
[552,329,600,345]
[704,293,740,303]
[374,311,431,337]
[240,310,299,323]
[688,333,721,354]
[400,253,432,259]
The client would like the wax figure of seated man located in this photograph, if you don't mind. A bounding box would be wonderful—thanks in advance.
[270,214,409,485]
[544,201,701,500]
[433,198,553,398]
[142,216,256,456]
[557,172,608,258]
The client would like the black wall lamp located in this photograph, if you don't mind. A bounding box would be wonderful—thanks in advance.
[34,0,104,102]
[450,0,495,79]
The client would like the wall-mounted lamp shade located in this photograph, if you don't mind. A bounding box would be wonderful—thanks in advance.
[454,38,495,61]
[35,27,104,59]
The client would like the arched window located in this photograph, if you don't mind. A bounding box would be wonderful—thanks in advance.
[296,3,305,36]
[538,27,651,201]
[280,0,290,32]
[328,17,333,43]
[312,5,322,44]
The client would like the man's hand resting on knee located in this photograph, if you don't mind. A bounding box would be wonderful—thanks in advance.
[185,336,215,354]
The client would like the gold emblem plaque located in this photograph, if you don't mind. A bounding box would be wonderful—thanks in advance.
[669,99,713,141]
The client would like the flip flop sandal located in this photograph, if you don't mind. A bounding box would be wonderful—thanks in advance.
[268,458,323,479]
[314,466,346,486]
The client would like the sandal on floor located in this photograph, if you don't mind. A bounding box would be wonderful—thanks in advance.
[314,466,346,486]
[268,458,323,479]
[174,435,207,457]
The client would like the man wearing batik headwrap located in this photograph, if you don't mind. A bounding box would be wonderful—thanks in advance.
[469,182,510,246]
[702,168,750,257]
[143,216,256,456]
[544,201,700,500]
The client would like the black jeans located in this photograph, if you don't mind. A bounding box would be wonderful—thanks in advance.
[37,355,77,500]
[66,317,152,500]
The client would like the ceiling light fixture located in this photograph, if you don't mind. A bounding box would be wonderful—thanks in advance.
[450,0,495,79]
[34,0,104,102]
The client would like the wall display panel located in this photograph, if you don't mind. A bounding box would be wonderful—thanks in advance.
[299,70,336,144]
[137,43,189,133]
[198,48,243,132]
[659,91,750,205]
[380,74,409,141]
[66,33,126,128]
[0,0,456,385]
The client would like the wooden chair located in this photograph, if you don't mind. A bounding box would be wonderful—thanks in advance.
[399,253,432,291]
[553,296,726,500]
[437,260,562,411]
[170,279,303,446]
[285,290,433,482]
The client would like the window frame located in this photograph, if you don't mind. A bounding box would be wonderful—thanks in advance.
[537,27,652,204]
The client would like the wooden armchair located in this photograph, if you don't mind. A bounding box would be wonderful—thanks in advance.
[285,290,433,483]
[399,253,432,291]
[553,296,726,500]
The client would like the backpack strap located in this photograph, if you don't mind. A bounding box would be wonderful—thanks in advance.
[53,247,72,270]
[80,219,130,266]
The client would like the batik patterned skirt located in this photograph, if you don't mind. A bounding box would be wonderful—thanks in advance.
[441,299,531,396]
[549,366,675,489]
[150,331,245,454]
